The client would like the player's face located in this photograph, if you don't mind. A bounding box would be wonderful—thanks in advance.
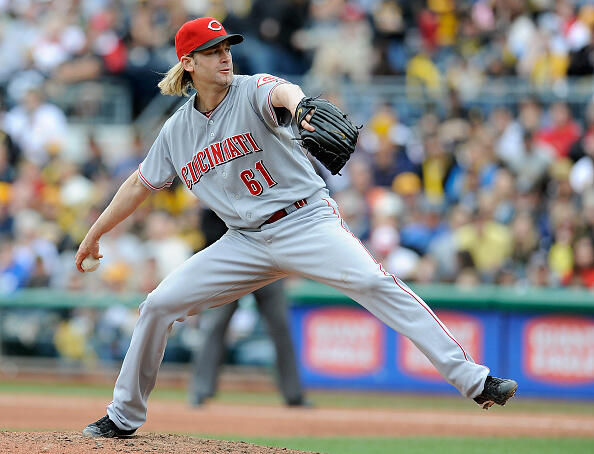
[191,41,233,88]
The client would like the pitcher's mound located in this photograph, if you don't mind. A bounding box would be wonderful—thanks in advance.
[0,431,317,454]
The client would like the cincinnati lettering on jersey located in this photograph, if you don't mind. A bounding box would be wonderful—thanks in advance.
[181,132,262,189]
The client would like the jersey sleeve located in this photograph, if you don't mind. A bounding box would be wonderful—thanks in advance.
[246,74,292,129]
[138,125,176,191]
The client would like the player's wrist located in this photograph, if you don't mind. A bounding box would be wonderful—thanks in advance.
[271,83,306,118]
[290,99,302,119]
[85,227,102,244]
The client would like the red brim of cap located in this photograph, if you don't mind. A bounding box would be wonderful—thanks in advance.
[191,34,244,53]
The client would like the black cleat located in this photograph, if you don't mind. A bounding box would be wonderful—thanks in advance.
[473,376,518,410]
[82,415,137,438]
[189,394,207,408]
[286,397,314,408]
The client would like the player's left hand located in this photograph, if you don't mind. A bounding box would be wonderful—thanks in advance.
[299,111,315,132]
[294,97,360,175]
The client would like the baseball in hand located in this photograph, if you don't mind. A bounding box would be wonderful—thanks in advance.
[81,256,101,272]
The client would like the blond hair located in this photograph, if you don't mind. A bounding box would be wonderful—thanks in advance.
[157,61,195,97]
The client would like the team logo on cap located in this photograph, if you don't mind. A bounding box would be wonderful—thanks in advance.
[208,20,223,31]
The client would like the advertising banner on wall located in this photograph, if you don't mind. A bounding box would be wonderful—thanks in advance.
[291,306,502,392]
[391,310,502,392]
[506,314,594,398]
[303,307,385,377]
[293,306,390,388]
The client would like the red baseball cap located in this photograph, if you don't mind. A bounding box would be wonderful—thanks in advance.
[175,17,243,61]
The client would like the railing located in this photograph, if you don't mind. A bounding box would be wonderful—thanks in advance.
[1,282,592,312]
[48,75,594,131]
[286,280,594,313]
[132,75,594,142]
[47,79,133,124]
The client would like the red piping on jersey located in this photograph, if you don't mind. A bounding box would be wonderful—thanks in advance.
[268,81,289,127]
[137,164,172,190]
[321,198,469,361]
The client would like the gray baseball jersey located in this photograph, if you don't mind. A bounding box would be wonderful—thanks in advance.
[104,73,491,433]
[138,74,328,229]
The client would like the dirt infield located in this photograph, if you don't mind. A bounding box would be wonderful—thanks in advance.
[0,393,593,453]
[0,432,315,454]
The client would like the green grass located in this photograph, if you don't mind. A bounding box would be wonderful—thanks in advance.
[0,380,592,415]
[0,380,592,452]
[213,389,594,415]
[0,380,113,397]
[198,436,594,454]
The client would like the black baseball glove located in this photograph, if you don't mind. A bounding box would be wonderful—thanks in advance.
[295,97,360,175]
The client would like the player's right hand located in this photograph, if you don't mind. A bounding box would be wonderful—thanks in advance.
[75,235,103,273]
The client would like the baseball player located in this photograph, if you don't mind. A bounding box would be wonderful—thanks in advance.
[77,17,517,438]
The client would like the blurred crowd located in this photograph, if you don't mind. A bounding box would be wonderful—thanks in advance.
[1,0,594,113]
[0,0,591,294]
[0,0,593,362]
[331,95,594,290]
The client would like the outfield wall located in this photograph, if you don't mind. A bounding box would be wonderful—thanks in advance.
[286,281,594,399]
[1,283,593,399]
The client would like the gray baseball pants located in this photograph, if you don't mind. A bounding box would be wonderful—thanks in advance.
[107,197,489,431]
